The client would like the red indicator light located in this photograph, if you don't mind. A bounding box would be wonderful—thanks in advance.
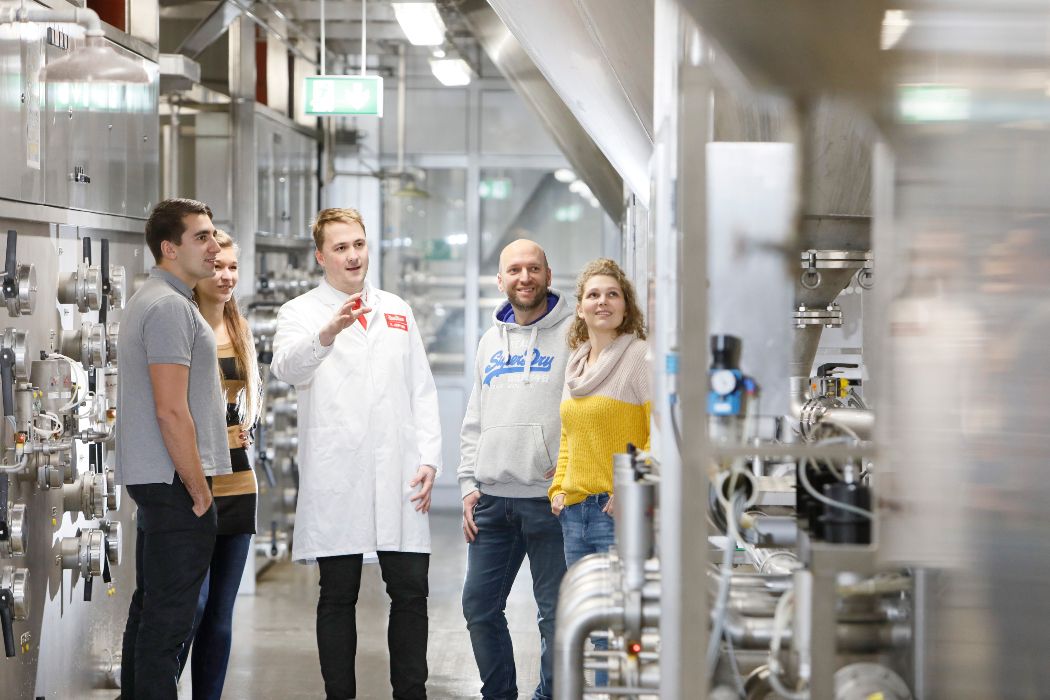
[629,642,642,655]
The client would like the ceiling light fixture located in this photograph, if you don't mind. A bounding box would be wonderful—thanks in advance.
[554,168,576,183]
[0,6,150,83]
[429,57,471,87]
[392,2,447,46]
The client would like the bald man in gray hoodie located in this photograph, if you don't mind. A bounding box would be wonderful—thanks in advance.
[459,239,572,700]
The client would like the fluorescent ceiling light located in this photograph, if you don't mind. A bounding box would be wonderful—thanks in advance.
[430,58,471,87]
[392,3,447,46]
[554,168,576,183]
[880,10,911,51]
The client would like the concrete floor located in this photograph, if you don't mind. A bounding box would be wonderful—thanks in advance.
[185,509,543,699]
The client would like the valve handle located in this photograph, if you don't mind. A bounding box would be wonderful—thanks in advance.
[99,239,110,324]
[0,474,9,542]
[100,238,110,293]
[0,589,14,657]
[0,347,14,418]
[82,236,92,266]
[102,547,112,583]
[83,574,93,602]
[3,230,16,299]
[816,362,858,378]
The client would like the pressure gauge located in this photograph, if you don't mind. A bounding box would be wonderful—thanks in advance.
[710,369,739,396]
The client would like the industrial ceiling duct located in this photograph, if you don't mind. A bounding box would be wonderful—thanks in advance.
[484,0,654,209]
[455,0,655,221]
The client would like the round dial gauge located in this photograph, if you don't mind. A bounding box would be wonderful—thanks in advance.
[710,369,738,396]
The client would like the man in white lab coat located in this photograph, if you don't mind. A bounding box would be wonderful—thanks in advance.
[270,207,442,700]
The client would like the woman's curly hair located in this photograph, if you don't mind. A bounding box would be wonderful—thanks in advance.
[567,258,646,350]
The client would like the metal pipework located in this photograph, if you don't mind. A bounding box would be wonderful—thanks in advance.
[558,567,618,623]
[555,595,627,700]
[809,406,873,440]
[721,611,911,652]
[553,453,661,698]
[563,552,613,587]
[60,528,105,577]
[791,376,875,441]
[613,452,655,592]
[63,472,108,519]
[60,323,108,370]
[0,5,106,37]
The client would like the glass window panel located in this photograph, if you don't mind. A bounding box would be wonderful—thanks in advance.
[480,90,562,156]
[381,168,468,374]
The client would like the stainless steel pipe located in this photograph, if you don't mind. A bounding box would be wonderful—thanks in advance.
[554,596,627,700]
[613,453,655,592]
[721,611,911,651]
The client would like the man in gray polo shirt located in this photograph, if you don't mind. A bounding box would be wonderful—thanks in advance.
[116,198,231,700]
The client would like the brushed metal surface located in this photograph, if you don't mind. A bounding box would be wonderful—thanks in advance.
[0,220,143,700]
[456,0,627,220]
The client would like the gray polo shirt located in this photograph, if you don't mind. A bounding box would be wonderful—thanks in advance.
[115,267,232,485]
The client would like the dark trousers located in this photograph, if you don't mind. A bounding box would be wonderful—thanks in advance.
[177,532,253,700]
[121,478,217,700]
[316,551,430,700]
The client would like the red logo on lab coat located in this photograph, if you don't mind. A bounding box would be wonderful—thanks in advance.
[385,313,409,331]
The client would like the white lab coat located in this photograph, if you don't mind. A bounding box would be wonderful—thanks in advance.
[270,278,442,562]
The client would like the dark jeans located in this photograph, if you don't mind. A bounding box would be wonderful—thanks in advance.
[560,494,616,686]
[121,477,217,700]
[177,533,252,700]
[316,551,429,700]
[461,495,566,700]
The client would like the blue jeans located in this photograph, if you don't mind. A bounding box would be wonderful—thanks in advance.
[462,495,566,700]
[177,533,252,700]
[560,494,616,687]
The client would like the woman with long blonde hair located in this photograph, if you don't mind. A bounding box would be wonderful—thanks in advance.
[548,258,650,688]
[179,229,262,699]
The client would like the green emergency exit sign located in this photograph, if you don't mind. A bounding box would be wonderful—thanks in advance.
[305,76,384,116]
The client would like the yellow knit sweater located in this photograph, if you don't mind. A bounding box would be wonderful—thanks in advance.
[549,334,650,506]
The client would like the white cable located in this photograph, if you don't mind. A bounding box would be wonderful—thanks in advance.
[46,352,88,413]
[797,457,873,520]
[706,480,744,678]
[75,391,97,417]
[767,589,809,700]
[31,411,63,438]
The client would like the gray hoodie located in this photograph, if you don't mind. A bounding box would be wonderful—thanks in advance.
[457,290,574,499]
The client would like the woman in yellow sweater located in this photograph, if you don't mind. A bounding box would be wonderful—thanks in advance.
[548,258,650,523]
[549,258,650,682]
